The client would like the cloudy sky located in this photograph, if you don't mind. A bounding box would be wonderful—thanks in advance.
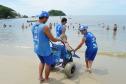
[0,0,126,16]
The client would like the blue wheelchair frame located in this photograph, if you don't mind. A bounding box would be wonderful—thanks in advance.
[51,42,80,68]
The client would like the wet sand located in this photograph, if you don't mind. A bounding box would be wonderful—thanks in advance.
[0,49,126,84]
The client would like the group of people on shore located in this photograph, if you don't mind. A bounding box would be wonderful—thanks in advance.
[31,11,98,83]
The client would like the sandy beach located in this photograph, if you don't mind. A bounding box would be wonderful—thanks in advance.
[0,45,126,84]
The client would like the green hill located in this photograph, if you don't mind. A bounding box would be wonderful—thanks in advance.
[0,5,18,19]
[48,10,66,16]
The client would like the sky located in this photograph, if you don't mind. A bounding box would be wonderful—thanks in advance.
[0,0,126,16]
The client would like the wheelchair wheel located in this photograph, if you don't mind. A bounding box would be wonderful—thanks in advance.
[64,62,76,78]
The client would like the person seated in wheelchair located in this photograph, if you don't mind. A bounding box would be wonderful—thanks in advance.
[51,33,73,66]
[60,33,73,52]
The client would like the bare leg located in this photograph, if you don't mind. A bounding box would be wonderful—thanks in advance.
[85,60,89,69]
[39,62,45,81]
[45,64,51,81]
[85,60,89,71]
[88,61,93,73]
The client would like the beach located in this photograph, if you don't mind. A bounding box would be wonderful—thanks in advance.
[0,48,126,84]
[0,16,126,84]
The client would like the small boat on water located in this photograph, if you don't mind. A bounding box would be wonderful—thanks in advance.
[27,19,37,22]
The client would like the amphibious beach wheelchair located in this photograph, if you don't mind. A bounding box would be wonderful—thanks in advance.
[50,42,80,78]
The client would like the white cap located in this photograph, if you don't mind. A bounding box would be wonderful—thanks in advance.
[79,25,88,31]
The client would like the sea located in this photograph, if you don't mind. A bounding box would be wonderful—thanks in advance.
[0,15,126,57]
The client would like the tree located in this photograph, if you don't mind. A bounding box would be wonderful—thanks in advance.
[22,15,28,18]
[0,5,18,19]
[48,10,66,16]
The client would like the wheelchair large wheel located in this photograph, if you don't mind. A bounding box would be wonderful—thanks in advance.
[64,62,76,78]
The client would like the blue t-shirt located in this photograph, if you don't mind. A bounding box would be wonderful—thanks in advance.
[32,23,51,56]
[83,32,97,49]
[55,24,63,37]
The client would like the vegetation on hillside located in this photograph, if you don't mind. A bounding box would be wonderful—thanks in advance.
[48,10,66,16]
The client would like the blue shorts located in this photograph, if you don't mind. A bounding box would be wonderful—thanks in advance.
[37,54,54,65]
[85,48,98,61]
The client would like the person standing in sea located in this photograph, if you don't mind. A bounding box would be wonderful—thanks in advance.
[74,25,98,73]
[113,24,117,32]
[31,11,62,83]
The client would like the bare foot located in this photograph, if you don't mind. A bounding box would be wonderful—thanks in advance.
[44,78,52,83]
[85,68,89,72]
[88,68,92,73]
[39,77,45,83]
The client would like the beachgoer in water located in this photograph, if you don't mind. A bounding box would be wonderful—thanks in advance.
[123,26,125,30]
[3,24,6,28]
[22,23,25,29]
[106,25,109,30]
[102,23,105,28]
[78,24,81,35]
[31,22,33,26]
[68,25,69,30]
[54,23,55,27]
[25,26,28,29]
[9,25,12,27]
[29,23,31,27]
[74,25,98,73]
[49,23,52,30]
[113,24,117,32]
[73,26,74,30]
[113,30,117,40]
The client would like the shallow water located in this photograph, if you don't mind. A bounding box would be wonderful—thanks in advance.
[0,16,126,57]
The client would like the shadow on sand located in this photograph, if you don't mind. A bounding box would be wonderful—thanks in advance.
[93,68,108,76]
[46,64,108,84]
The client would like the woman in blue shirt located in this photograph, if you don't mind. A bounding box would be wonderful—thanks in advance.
[74,25,98,73]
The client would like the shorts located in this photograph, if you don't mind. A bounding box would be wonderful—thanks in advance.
[37,54,54,65]
[85,48,98,61]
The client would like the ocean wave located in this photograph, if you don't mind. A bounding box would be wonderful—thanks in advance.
[78,50,126,57]
[15,46,33,49]
[0,44,33,49]
[98,52,126,57]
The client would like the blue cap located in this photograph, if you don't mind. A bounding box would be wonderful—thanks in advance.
[39,11,49,18]
[79,25,88,31]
